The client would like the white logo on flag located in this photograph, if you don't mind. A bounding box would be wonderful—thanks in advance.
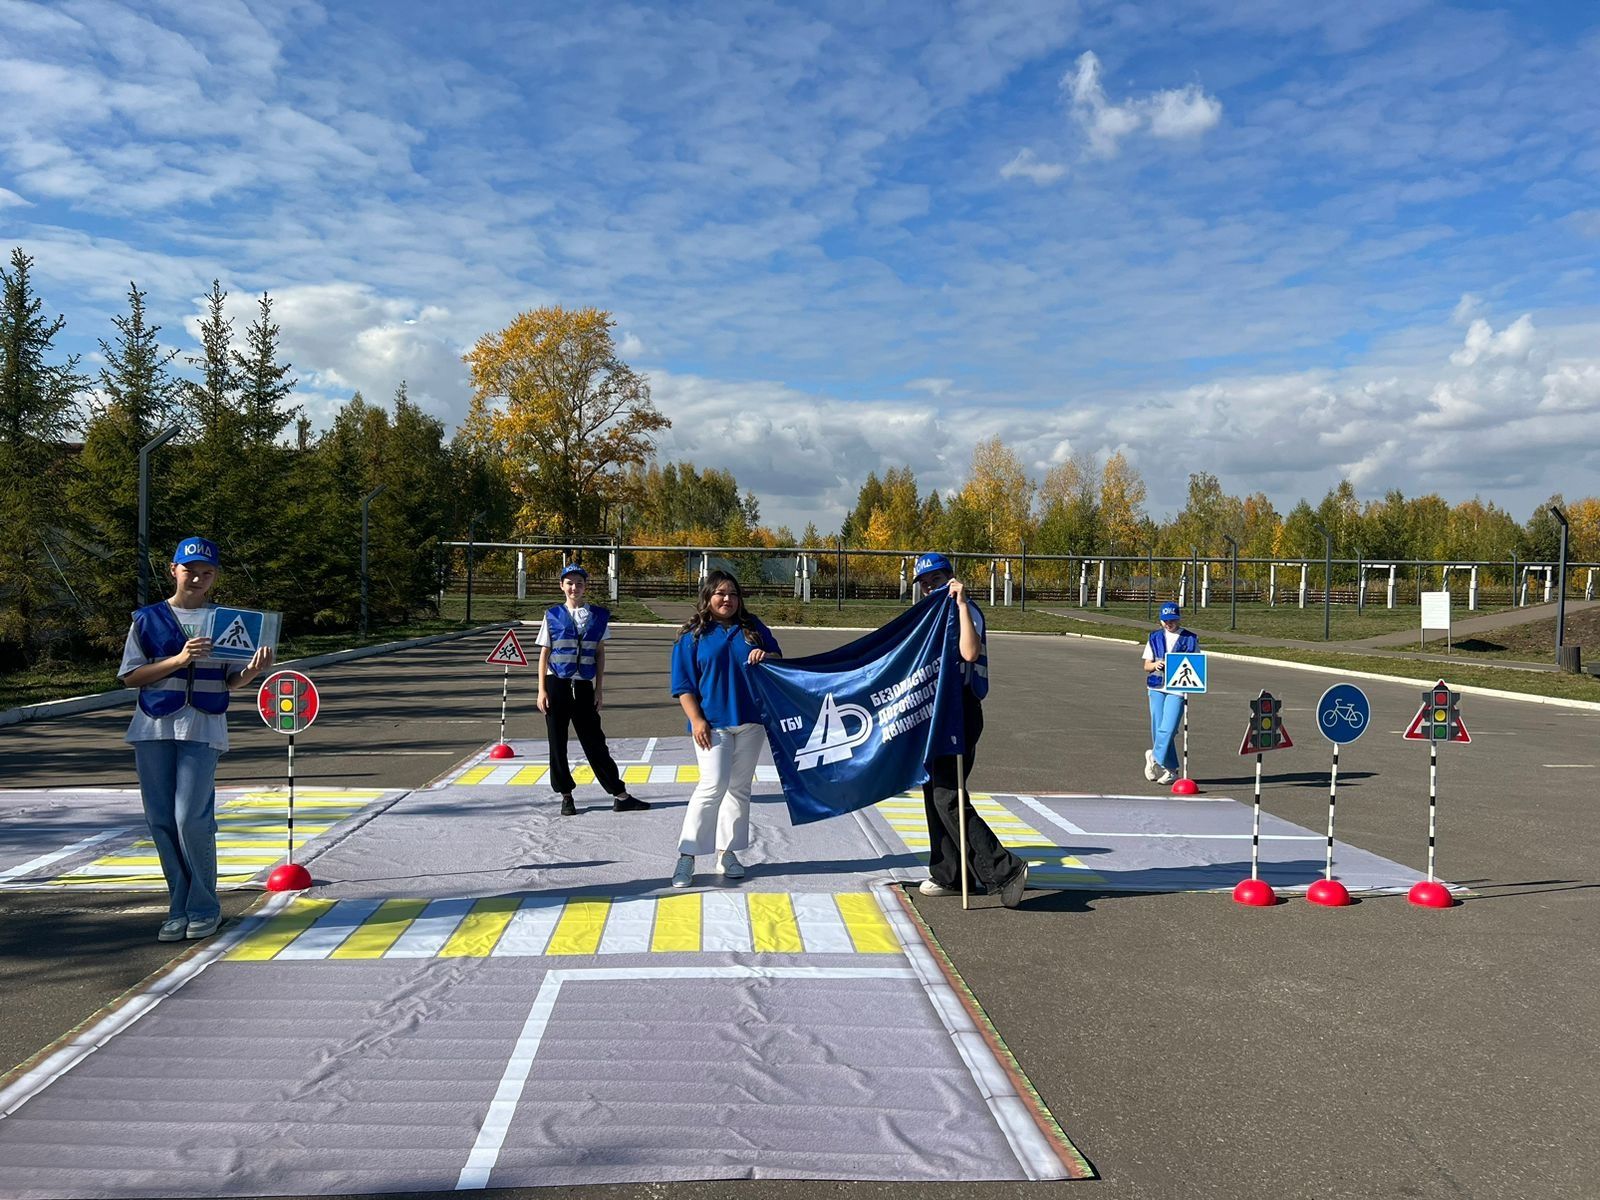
[214,615,255,652]
[795,693,874,770]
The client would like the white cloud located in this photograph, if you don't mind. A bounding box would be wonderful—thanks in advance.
[999,148,1067,184]
[0,187,29,208]
[1062,51,1222,157]
[1449,313,1534,367]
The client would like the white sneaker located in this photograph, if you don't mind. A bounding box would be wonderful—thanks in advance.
[1143,749,1159,781]
[919,879,959,897]
[718,850,745,879]
[1156,768,1176,786]
[671,854,695,889]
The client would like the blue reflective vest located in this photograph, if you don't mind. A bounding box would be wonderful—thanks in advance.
[961,601,989,701]
[545,605,609,680]
[1146,628,1199,689]
[131,602,230,717]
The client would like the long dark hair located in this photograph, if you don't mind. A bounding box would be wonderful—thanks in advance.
[680,570,766,645]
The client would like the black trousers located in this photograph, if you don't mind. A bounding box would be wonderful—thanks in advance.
[922,694,1023,890]
[542,676,624,796]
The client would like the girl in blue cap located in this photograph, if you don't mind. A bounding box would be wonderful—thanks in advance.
[909,553,1028,908]
[535,562,647,817]
[116,537,273,942]
[1141,601,1198,785]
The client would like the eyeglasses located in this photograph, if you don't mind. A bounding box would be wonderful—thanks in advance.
[710,590,739,599]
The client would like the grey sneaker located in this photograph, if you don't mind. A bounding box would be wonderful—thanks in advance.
[185,915,221,940]
[718,850,745,879]
[158,917,187,943]
[1156,768,1176,786]
[1143,749,1159,781]
[1000,863,1029,909]
[671,854,695,889]
[918,879,959,897]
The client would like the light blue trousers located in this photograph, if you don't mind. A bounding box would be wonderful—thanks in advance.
[133,740,221,922]
[1147,690,1186,772]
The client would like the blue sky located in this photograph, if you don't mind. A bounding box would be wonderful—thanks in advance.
[2,0,1598,533]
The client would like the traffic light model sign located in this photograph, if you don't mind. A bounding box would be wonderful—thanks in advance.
[256,670,321,892]
[484,628,530,759]
[1403,681,1468,908]
[1233,691,1291,906]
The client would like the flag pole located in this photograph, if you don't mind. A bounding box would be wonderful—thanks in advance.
[957,750,970,910]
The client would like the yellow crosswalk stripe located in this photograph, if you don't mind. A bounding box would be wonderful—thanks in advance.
[748,892,803,952]
[650,893,700,951]
[675,765,701,783]
[329,898,430,959]
[546,897,610,954]
[874,795,1104,882]
[622,765,652,784]
[456,765,496,785]
[508,766,549,785]
[439,895,523,957]
[227,899,336,960]
[834,893,899,953]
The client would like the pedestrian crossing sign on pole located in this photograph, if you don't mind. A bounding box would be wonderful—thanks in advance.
[1164,651,1207,694]
[485,628,529,667]
[206,607,281,662]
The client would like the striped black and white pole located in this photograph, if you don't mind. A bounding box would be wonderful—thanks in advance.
[1427,741,1438,883]
[1323,743,1340,881]
[1251,751,1263,880]
[498,665,510,747]
[1181,700,1189,780]
[285,732,296,867]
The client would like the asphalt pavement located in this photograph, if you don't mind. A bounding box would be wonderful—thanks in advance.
[2,621,1597,1200]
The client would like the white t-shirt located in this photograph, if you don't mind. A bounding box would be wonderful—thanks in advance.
[118,603,234,752]
[535,605,611,647]
[1140,628,1182,664]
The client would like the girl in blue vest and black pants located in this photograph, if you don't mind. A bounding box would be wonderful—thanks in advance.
[117,537,273,942]
[536,563,648,817]
[1142,601,1199,785]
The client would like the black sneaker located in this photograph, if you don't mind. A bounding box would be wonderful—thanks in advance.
[559,794,577,816]
[612,793,651,812]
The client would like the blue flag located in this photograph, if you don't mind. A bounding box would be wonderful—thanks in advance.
[750,592,968,825]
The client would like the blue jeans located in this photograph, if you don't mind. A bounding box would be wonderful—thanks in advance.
[1147,691,1186,773]
[133,740,221,922]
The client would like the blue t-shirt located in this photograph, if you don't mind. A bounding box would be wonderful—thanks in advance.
[670,620,782,730]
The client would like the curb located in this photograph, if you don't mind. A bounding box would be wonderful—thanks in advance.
[0,625,505,728]
[1058,630,1600,713]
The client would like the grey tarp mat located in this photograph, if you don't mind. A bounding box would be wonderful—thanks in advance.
[0,787,405,891]
[0,737,1085,1195]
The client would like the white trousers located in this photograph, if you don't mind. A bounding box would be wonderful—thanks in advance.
[677,722,765,856]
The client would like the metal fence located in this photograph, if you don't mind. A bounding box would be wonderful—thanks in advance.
[435,540,1600,619]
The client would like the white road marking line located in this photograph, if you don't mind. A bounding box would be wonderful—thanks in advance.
[491,895,565,957]
[277,898,387,960]
[0,827,132,885]
[455,964,918,1191]
[343,750,458,756]
[0,892,295,1120]
[387,897,475,957]
[641,736,658,761]
[595,897,655,954]
[1543,764,1595,769]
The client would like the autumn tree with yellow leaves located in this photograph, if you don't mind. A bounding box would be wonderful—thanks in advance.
[462,307,668,539]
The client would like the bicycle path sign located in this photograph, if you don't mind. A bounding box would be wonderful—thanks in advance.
[1316,683,1370,744]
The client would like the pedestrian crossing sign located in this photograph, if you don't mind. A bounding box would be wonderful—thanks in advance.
[485,628,529,667]
[206,607,281,662]
[1164,651,1207,694]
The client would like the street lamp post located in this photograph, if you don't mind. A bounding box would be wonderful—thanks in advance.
[1222,534,1239,632]
[1551,505,1572,670]
[1312,521,1333,641]
[137,425,181,607]
[360,485,387,640]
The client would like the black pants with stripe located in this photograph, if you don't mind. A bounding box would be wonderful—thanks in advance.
[922,694,1023,890]
[542,676,624,796]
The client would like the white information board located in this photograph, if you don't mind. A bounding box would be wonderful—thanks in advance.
[1420,589,1451,651]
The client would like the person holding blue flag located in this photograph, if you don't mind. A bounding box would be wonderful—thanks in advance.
[910,553,1028,908]
[668,570,782,889]
[116,536,273,943]
[1141,601,1199,785]
[535,563,648,817]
